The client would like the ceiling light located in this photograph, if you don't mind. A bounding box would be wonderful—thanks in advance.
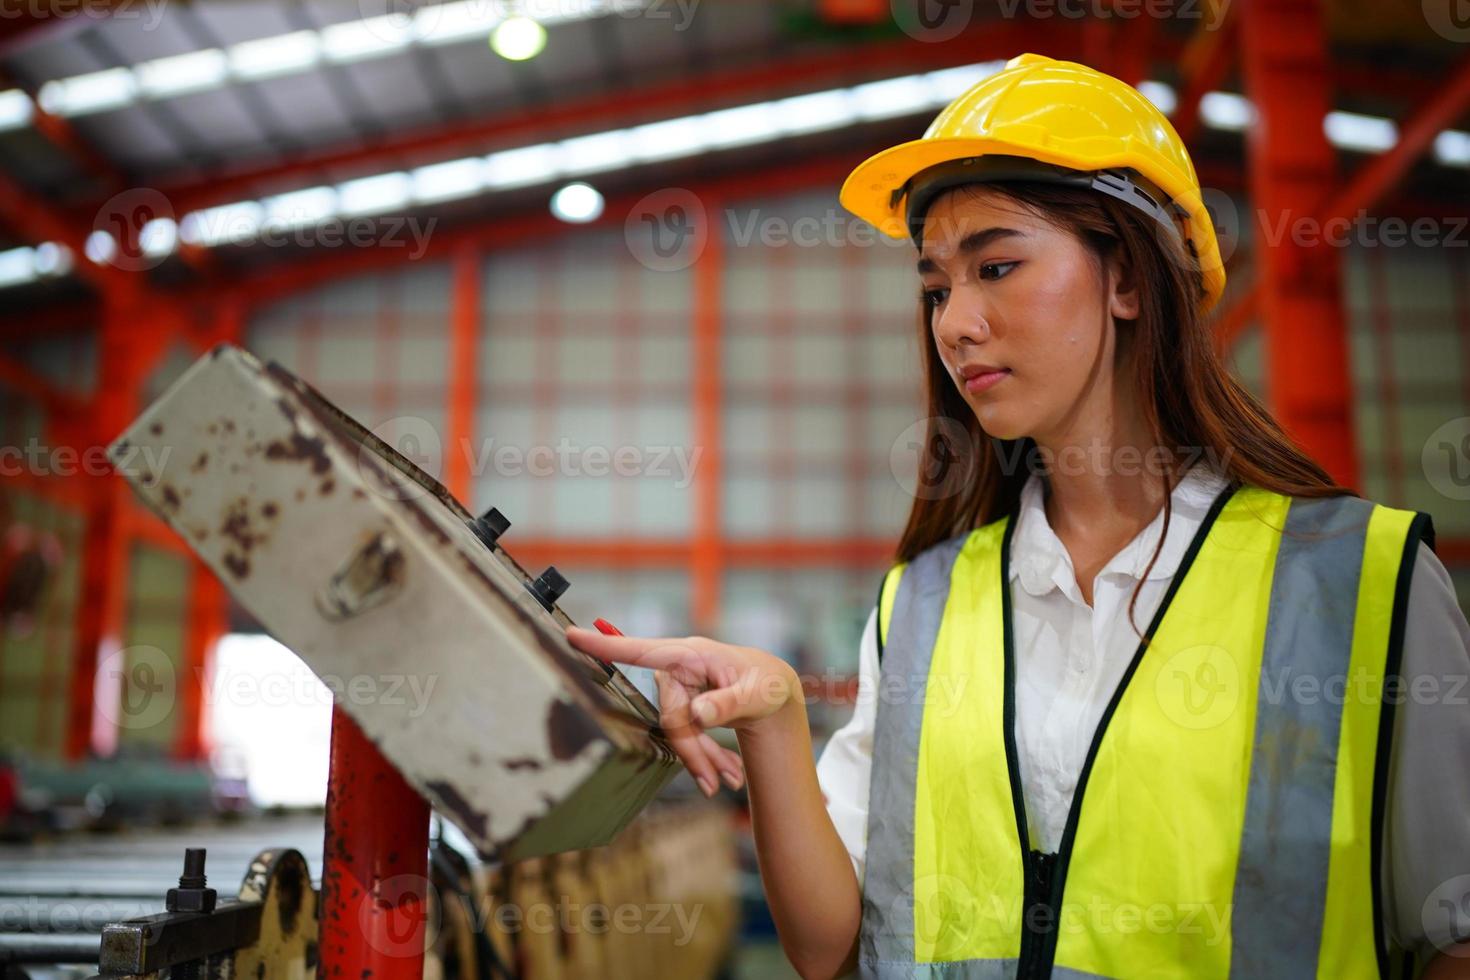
[628,115,707,162]
[32,242,70,277]
[229,31,321,81]
[0,247,35,287]
[180,202,266,246]
[84,231,117,265]
[491,17,547,61]
[851,76,934,121]
[412,157,489,203]
[38,67,137,116]
[1136,81,1177,116]
[702,103,779,149]
[322,17,413,63]
[1199,92,1255,131]
[141,218,178,257]
[137,49,228,98]
[560,131,634,175]
[262,186,338,230]
[484,143,561,189]
[0,89,33,132]
[1435,129,1470,167]
[550,182,604,223]
[776,90,856,135]
[337,172,412,216]
[1324,111,1397,153]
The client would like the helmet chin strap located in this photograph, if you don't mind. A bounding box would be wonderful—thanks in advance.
[899,155,1190,251]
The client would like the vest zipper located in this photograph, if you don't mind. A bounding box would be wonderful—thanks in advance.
[1019,850,1059,980]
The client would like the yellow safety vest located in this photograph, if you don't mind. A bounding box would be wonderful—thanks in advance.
[858,484,1435,979]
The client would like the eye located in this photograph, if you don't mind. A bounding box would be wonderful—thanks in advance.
[979,261,1019,281]
[922,287,949,308]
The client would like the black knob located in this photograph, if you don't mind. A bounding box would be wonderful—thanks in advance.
[471,507,510,548]
[179,848,206,888]
[167,847,216,913]
[526,566,569,611]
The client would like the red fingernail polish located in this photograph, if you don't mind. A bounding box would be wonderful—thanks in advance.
[594,618,623,636]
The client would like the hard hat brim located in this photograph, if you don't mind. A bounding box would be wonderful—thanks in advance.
[839,136,1226,313]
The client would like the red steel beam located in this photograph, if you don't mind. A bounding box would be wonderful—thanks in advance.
[0,168,126,294]
[1317,46,1470,227]
[1240,0,1358,488]
[1213,45,1470,361]
[0,69,126,194]
[199,153,863,308]
[64,282,178,758]
[148,22,1082,218]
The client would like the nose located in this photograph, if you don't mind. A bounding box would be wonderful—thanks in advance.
[931,286,992,351]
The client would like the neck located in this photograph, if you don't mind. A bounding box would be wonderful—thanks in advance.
[1032,401,1182,546]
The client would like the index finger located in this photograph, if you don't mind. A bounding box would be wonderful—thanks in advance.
[564,625,700,671]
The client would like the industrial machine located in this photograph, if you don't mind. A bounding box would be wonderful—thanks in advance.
[0,344,697,978]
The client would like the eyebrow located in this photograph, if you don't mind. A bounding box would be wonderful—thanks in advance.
[916,226,1027,275]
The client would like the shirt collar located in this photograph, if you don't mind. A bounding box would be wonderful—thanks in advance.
[1007,457,1232,598]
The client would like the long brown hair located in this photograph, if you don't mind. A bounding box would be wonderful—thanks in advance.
[895,180,1353,634]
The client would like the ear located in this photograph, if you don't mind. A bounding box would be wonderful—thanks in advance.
[1106,249,1140,321]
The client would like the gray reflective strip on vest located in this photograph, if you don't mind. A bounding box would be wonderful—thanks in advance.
[859,531,970,976]
[1228,494,1375,978]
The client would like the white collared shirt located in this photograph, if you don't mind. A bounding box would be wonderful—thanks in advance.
[814,463,1470,959]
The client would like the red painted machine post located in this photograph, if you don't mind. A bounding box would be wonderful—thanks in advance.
[319,706,431,978]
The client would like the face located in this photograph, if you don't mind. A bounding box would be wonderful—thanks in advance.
[916,186,1139,446]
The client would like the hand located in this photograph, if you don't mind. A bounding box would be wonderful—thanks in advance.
[564,626,802,798]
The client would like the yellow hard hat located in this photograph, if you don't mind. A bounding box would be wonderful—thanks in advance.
[840,52,1226,312]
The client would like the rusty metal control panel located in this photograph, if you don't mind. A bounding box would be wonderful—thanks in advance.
[106,344,679,861]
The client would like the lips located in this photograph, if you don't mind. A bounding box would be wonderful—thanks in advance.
[958,363,1011,393]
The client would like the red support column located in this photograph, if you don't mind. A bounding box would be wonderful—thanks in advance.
[66,284,150,759]
[1240,0,1359,487]
[446,245,482,502]
[691,195,725,634]
[319,709,430,979]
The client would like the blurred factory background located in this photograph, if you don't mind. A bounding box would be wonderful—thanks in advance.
[0,0,1468,976]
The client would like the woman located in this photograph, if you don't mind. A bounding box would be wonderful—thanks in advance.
[566,54,1470,979]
